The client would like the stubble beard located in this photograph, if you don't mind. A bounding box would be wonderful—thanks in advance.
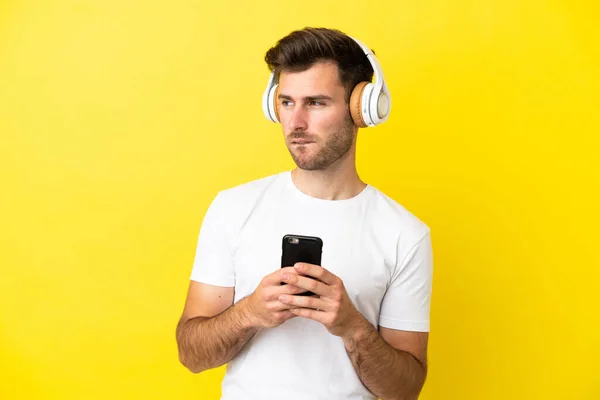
[287,118,355,171]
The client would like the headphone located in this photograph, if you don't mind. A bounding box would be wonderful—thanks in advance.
[261,35,391,128]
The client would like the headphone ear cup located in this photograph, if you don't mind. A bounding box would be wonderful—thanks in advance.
[273,85,281,123]
[266,83,280,123]
[350,81,370,128]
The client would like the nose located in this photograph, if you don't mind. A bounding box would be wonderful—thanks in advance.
[287,105,308,132]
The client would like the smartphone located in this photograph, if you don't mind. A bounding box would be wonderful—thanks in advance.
[281,234,323,296]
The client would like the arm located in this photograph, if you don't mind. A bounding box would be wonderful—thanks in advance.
[343,321,428,400]
[176,268,306,373]
[175,281,257,373]
[177,191,265,373]
[343,231,433,398]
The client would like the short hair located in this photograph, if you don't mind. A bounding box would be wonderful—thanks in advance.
[264,27,374,103]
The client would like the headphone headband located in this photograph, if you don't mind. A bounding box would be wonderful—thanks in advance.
[347,36,385,92]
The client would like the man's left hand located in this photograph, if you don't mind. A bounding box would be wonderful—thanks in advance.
[278,262,367,338]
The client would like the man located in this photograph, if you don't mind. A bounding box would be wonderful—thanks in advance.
[176,27,433,400]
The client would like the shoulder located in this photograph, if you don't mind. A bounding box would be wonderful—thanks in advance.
[216,171,284,204]
[207,171,286,219]
[368,186,431,245]
[367,186,433,272]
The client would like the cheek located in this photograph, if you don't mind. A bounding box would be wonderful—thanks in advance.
[315,109,347,130]
[323,115,352,136]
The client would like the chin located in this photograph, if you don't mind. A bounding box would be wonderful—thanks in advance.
[294,157,328,171]
[288,147,326,170]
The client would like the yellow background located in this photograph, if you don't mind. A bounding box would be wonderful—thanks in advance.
[1,0,598,399]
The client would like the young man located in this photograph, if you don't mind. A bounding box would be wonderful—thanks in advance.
[176,27,433,400]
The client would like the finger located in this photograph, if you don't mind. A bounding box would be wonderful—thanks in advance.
[271,310,298,323]
[278,294,328,311]
[280,283,310,295]
[293,263,338,286]
[281,310,298,321]
[281,273,330,296]
[279,302,303,310]
[289,307,326,322]
[268,285,309,300]
[265,282,309,302]
[272,300,303,312]
[262,267,299,286]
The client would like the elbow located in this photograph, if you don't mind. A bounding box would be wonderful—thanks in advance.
[176,318,206,374]
[185,364,205,374]
[384,389,422,400]
[386,363,427,400]
[178,352,206,374]
[381,391,420,400]
[405,390,423,400]
[406,368,427,400]
[399,371,426,400]
[176,336,206,374]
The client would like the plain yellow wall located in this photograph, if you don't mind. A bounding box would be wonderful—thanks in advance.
[1,0,598,399]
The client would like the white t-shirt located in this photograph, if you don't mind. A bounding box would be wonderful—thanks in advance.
[190,170,433,400]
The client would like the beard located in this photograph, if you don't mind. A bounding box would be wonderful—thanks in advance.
[286,118,355,171]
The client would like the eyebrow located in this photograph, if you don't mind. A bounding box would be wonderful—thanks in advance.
[278,94,333,101]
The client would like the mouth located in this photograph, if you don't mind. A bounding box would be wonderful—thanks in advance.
[291,140,314,145]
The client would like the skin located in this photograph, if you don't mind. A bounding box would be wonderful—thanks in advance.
[176,61,429,400]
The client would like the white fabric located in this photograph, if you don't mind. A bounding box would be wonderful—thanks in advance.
[190,171,433,400]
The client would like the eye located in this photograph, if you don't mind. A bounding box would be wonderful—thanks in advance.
[281,100,293,106]
[308,101,324,106]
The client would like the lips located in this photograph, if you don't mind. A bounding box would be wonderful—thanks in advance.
[290,137,315,144]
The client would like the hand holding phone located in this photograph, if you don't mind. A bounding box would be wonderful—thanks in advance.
[244,266,307,328]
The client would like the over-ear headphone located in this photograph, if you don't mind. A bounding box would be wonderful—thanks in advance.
[261,36,391,128]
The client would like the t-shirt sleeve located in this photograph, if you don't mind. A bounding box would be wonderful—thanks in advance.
[189,192,236,287]
[378,231,433,332]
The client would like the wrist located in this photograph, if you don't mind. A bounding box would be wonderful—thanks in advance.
[236,296,260,330]
[341,314,373,347]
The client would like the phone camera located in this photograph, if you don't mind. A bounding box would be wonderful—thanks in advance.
[288,237,299,244]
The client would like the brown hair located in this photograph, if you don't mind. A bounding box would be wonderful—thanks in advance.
[264,27,374,103]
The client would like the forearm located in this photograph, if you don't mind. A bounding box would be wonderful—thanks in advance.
[344,320,426,400]
[176,297,258,373]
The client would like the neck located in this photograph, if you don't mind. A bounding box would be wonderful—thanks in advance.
[290,150,366,201]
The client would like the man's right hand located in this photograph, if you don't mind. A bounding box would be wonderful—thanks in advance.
[243,267,307,328]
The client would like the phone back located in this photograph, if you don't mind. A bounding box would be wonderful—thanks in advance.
[281,234,323,268]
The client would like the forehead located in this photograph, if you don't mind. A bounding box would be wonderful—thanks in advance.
[278,62,344,97]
